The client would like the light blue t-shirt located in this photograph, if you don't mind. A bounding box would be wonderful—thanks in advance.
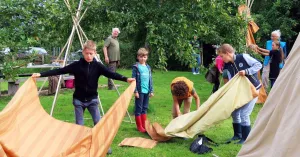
[138,63,150,94]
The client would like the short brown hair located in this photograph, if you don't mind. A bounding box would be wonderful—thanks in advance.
[218,44,234,54]
[137,48,148,56]
[171,81,189,97]
[83,40,96,51]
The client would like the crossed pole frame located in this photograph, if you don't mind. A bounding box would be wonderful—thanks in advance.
[38,0,133,123]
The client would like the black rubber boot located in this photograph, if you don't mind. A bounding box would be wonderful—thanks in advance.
[225,123,242,144]
[236,125,251,144]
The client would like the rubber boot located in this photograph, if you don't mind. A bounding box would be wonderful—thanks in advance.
[135,115,146,133]
[141,114,147,129]
[236,125,251,144]
[226,123,242,144]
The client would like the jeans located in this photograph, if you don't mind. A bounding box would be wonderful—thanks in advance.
[134,93,149,116]
[192,54,201,73]
[73,98,101,126]
[232,96,258,126]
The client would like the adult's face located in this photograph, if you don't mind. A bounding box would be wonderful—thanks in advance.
[82,48,96,62]
[112,30,119,38]
[271,33,279,41]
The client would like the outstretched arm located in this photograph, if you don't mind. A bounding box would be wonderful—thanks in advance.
[257,47,270,53]
[32,63,75,78]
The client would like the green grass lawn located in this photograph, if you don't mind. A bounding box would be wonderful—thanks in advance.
[0,69,263,157]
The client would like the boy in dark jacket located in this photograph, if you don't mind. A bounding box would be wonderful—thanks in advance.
[132,48,154,132]
[32,40,135,126]
[218,44,262,144]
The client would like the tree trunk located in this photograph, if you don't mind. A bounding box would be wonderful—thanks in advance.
[8,80,20,96]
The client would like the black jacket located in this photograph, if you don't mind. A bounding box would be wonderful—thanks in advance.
[41,58,127,102]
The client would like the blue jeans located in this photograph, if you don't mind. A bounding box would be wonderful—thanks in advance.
[134,93,149,116]
[192,54,201,73]
[232,96,258,126]
[73,98,101,126]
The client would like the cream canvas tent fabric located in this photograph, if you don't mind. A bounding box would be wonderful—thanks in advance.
[0,78,135,157]
[164,75,258,138]
[141,75,258,141]
[238,33,300,157]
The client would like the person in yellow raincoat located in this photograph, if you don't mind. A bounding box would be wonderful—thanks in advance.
[170,77,200,119]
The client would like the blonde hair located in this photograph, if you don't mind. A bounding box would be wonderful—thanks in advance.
[83,40,96,51]
[137,48,148,56]
[217,44,235,54]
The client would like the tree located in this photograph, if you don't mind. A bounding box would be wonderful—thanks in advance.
[252,0,300,51]
[75,0,248,69]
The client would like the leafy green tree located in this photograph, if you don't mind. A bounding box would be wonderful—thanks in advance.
[82,0,247,69]
[252,0,300,49]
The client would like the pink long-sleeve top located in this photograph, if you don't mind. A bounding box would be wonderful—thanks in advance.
[215,55,224,72]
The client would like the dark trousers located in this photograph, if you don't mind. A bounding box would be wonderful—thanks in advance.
[212,70,220,93]
[134,93,149,116]
[270,78,277,88]
[107,61,118,89]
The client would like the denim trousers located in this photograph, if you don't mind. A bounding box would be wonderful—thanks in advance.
[232,96,258,126]
[134,93,149,116]
[73,98,101,125]
[192,54,201,73]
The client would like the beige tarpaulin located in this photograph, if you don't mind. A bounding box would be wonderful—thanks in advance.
[0,77,135,157]
[141,75,258,141]
[164,75,258,138]
[238,33,300,157]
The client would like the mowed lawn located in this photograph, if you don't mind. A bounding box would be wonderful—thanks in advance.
[0,69,263,157]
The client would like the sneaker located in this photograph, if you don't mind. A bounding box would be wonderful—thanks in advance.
[107,147,112,155]
[195,72,200,75]
[193,72,196,75]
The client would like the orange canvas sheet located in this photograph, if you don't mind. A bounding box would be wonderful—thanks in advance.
[0,78,135,157]
[118,137,157,149]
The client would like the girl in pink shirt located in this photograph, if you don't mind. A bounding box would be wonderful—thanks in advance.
[212,55,224,93]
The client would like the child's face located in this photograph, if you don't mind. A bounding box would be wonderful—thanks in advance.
[272,42,279,50]
[137,55,148,64]
[219,51,233,63]
[82,48,96,62]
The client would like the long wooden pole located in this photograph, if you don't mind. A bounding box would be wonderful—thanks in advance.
[50,0,84,116]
